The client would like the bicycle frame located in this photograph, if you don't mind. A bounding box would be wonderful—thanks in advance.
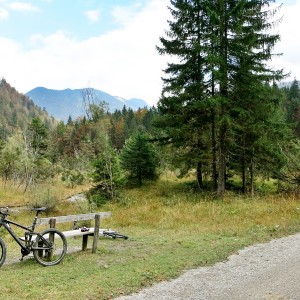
[0,210,50,257]
[0,217,38,251]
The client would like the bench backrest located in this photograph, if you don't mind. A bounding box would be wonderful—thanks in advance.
[37,212,112,226]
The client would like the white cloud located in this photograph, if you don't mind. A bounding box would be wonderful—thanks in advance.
[0,0,170,105]
[0,7,8,19]
[0,36,19,53]
[85,9,101,23]
[111,3,142,26]
[7,2,39,12]
[269,1,300,80]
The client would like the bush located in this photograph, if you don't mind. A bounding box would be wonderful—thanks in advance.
[61,169,84,188]
[86,186,111,207]
[30,189,57,213]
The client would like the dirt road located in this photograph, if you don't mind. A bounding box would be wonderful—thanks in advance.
[116,233,300,300]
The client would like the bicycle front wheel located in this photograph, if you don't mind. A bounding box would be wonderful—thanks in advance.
[33,228,67,267]
[0,237,7,267]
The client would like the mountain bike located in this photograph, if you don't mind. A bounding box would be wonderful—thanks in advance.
[0,207,67,267]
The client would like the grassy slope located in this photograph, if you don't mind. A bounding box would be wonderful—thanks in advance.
[1,178,300,299]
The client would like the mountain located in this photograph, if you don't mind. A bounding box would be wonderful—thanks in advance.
[26,87,150,122]
[0,79,56,139]
[278,81,293,89]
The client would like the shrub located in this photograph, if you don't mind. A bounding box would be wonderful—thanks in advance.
[61,169,84,188]
[30,189,57,213]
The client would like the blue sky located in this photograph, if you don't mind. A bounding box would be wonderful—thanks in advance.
[284,0,297,4]
[0,0,148,42]
[0,0,298,106]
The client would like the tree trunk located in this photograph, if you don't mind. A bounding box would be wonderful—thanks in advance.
[196,161,203,190]
[249,149,254,196]
[217,0,228,198]
[242,142,246,194]
[242,156,246,194]
[217,124,227,197]
[211,110,218,191]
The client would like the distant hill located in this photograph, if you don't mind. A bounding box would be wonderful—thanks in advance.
[0,79,56,139]
[278,81,292,89]
[26,87,150,122]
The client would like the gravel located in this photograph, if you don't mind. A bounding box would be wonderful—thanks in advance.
[116,233,300,300]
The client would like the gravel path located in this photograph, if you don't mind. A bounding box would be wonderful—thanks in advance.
[116,233,300,300]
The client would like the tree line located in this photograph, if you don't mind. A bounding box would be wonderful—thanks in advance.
[1,79,300,198]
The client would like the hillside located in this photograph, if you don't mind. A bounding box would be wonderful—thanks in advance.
[0,79,56,139]
[26,87,150,121]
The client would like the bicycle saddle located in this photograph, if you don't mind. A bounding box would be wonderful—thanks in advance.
[32,207,47,212]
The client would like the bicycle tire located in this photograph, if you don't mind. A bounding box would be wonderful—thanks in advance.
[33,228,67,267]
[0,237,6,268]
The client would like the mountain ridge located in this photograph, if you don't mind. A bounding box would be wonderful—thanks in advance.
[26,87,150,122]
[0,79,56,139]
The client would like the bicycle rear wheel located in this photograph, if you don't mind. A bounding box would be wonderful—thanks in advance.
[33,228,67,267]
[0,237,6,267]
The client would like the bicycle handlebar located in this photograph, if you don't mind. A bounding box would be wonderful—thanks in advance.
[0,208,20,217]
[0,208,10,218]
[0,207,43,219]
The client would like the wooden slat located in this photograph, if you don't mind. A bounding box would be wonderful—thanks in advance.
[36,212,112,225]
[62,228,95,238]
[42,228,113,239]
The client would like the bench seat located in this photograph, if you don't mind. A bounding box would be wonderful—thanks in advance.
[36,212,113,253]
[58,228,119,251]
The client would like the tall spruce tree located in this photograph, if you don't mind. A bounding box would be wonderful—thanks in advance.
[156,0,214,189]
[157,0,284,196]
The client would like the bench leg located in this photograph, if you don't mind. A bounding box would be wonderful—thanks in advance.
[92,214,100,253]
[82,235,88,251]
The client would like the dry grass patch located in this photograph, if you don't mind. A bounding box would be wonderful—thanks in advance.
[0,178,91,208]
[102,181,300,239]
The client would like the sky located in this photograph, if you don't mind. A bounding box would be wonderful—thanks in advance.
[0,0,298,106]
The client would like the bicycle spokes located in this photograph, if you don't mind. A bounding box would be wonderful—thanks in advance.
[33,229,67,267]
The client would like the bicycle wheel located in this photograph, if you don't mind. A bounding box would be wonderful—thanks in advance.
[0,237,7,267]
[33,228,67,267]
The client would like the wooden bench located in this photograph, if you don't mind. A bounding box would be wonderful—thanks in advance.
[36,212,113,253]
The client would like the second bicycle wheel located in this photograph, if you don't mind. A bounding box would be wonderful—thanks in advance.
[33,228,67,267]
[0,237,6,267]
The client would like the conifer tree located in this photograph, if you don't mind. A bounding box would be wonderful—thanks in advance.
[120,131,158,186]
[156,0,213,189]
[157,0,285,196]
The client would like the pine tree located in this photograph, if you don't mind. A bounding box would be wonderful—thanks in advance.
[156,0,213,189]
[120,131,158,186]
[28,117,48,158]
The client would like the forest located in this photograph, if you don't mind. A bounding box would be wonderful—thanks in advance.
[1,1,300,203]
[0,77,300,202]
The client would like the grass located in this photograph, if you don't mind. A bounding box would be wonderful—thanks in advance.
[1,177,300,299]
[0,178,91,208]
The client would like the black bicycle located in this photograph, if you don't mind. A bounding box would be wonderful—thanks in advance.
[0,207,67,267]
